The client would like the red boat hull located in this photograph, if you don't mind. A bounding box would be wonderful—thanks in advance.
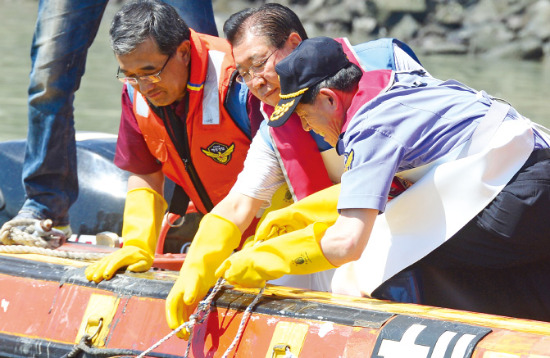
[1,250,550,357]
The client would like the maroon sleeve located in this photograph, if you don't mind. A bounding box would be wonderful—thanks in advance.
[114,86,163,174]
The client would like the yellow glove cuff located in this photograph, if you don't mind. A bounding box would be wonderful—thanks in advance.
[255,184,340,242]
[122,187,167,254]
[216,222,336,288]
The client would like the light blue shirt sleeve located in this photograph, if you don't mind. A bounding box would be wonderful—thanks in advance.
[352,38,395,71]
[225,81,251,138]
[352,38,423,72]
[258,120,274,151]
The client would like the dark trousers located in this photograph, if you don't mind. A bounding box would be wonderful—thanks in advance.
[377,148,550,321]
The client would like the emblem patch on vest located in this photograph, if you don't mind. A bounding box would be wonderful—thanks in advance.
[201,142,235,165]
[344,150,354,172]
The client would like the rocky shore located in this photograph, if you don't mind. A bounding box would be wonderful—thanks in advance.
[212,0,550,61]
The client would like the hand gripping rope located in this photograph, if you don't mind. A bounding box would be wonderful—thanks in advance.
[136,278,265,358]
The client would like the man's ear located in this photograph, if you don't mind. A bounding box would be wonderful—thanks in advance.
[287,32,302,50]
[319,88,339,110]
[177,40,191,65]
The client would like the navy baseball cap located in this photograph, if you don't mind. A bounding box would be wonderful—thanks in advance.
[268,37,351,127]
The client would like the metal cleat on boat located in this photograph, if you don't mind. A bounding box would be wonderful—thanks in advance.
[95,231,122,248]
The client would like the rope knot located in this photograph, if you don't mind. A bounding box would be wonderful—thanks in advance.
[0,218,67,248]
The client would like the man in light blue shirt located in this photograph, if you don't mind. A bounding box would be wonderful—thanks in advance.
[218,37,550,322]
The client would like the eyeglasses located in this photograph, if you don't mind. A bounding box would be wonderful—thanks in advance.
[116,54,172,85]
[235,49,277,84]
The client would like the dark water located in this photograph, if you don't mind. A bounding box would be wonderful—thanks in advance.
[1,0,549,142]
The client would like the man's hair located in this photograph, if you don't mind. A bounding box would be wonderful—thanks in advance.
[223,3,308,49]
[301,63,363,104]
[110,0,190,56]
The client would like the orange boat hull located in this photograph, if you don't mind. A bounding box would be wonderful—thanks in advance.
[1,249,550,357]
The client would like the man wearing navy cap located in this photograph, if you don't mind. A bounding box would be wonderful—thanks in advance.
[217,37,550,321]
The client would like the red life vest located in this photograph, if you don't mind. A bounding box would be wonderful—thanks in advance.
[132,30,250,214]
[266,39,394,201]
[342,69,394,131]
[263,106,333,201]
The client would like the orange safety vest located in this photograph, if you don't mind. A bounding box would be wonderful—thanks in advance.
[132,30,250,214]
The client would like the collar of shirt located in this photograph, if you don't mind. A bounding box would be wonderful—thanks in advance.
[336,133,346,155]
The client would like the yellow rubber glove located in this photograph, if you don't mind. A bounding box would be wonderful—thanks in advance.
[254,184,340,242]
[216,222,336,288]
[85,188,167,283]
[260,182,294,218]
[165,213,241,339]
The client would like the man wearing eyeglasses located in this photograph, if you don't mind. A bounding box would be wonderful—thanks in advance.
[85,0,254,288]
[222,3,424,209]
[165,3,428,340]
